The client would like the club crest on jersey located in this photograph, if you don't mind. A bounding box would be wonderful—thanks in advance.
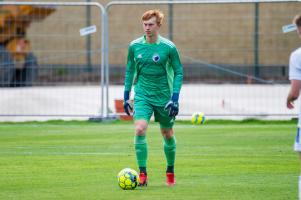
[152,54,160,62]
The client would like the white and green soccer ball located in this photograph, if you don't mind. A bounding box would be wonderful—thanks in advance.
[117,168,139,190]
[191,112,206,125]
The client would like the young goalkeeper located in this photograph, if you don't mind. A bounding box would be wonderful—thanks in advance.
[123,9,183,186]
[286,14,301,199]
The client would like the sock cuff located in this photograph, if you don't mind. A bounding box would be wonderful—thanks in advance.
[135,135,147,145]
[164,136,176,146]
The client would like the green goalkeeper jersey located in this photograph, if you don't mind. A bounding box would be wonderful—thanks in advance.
[124,35,183,106]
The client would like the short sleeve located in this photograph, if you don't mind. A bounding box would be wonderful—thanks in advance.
[289,51,301,80]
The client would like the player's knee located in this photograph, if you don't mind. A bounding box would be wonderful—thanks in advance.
[161,128,173,139]
[135,124,147,135]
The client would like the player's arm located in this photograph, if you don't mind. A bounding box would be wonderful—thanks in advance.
[124,45,135,115]
[170,45,183,104]
[287,53,301,109]
[170,45,183,96]
[287,80,301,109]
[164,46,183,117]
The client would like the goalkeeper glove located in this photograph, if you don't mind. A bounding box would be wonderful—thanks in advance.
[164,93,179,117]
[123,91,133,116]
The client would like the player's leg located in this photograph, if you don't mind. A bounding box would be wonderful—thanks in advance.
[154,106,176,186]
[161,128,176,186]
[133,99,153,186]
[134,120,149,186]
[298,151,301,200]
[294,128,301,199]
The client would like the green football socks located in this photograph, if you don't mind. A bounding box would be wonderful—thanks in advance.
[134,135,148,170]
[135,135,176,173]
[164,136,176,172]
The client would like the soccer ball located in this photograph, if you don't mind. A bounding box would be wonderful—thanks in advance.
[117,168,139,190]
[191,112,206,125]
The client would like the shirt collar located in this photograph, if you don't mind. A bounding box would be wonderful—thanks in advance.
[143,35,160,44]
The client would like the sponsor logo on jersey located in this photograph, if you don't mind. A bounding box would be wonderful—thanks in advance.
[152,54,160,62]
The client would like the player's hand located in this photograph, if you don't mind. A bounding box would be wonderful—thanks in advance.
[164,101,179,117]
[123,100,133,116]
[287,100,294,109]
[123,90,133,116]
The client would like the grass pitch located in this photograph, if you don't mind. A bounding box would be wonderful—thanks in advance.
[0,120,298,200]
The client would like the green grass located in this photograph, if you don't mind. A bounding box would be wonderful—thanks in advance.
[0,120,298,200]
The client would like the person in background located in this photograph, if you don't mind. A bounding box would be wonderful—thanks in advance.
[286,13,301,200]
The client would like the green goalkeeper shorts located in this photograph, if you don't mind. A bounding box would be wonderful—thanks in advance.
[133,99,175,128]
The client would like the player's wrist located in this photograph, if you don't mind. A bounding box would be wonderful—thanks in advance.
[171,93,179,102]
[124,91,130,101]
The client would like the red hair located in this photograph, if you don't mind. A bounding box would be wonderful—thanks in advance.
[141,10,164,25]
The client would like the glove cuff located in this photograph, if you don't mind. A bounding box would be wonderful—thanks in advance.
[124,91,130,101]
[171,93,179,102]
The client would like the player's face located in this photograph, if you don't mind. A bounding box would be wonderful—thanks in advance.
[143,17,160,38]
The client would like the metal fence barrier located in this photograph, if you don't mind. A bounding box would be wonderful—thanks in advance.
[0,0,300,121]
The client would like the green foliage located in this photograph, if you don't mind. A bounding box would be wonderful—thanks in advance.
[0,121,298,199]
